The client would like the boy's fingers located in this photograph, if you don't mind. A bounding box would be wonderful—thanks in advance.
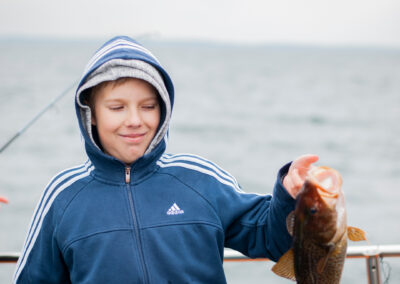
[291,169,303,190]
[299,154,319,164]
[286,154,319,198]
[292,154,319,177]
[286,169,305,198]
[295,154,319,168]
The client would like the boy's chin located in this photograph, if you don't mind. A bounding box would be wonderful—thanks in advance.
[122,150,148,165]
[104,150,144,166]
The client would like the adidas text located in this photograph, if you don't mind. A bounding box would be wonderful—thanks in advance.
[167,203,184,215]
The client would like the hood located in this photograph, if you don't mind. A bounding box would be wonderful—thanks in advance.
[75,36,174,169]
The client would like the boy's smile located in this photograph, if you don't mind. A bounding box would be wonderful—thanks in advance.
[92,78,161,164]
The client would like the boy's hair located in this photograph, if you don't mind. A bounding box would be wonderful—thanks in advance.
[85,77,132,116]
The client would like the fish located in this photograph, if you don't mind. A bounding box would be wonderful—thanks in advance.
[272,166,366,283]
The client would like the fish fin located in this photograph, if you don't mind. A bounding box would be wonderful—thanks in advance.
[347,226,367,241]
[316,256,330,274]
[317,243,335,274]
[271,248,296,281]
[286,211,295,237]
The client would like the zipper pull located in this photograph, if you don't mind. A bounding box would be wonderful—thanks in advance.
[125,166,131,184]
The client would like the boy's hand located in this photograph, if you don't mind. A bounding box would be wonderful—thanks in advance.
[283,154,319,199]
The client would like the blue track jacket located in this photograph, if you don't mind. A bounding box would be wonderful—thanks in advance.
[14,36,296,283]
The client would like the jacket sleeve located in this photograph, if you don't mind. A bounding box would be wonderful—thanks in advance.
[14,201,69,283]
[220,163,295,262]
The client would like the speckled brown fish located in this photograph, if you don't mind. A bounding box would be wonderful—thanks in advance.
[272,166,366,283]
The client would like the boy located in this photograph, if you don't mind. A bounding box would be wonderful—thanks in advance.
[14,36,317,283]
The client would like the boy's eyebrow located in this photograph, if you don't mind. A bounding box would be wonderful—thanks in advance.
[103,98,125,103]
[141,97,160,104]
[103,97,159,103]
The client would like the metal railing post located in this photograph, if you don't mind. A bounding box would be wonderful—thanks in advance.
[366,255,382,284]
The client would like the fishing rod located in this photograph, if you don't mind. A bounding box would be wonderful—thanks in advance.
[0,81,78,154]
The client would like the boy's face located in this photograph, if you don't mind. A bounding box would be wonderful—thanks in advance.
[92,78,161,164]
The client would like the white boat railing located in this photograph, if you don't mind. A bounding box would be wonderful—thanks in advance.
[1,244,400,284]
[224,244,400,284]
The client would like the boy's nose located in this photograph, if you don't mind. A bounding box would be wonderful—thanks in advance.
[125,108,142,127]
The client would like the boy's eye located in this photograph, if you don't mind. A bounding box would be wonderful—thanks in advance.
[109,106,123,111]
[142,104,157,110]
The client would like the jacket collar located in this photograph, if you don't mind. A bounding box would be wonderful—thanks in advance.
[85,139,165,185]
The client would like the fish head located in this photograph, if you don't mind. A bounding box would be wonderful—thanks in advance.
[294,166,346,244]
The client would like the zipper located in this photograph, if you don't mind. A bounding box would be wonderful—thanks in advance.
[125,166,131,183]
[125,166,149,283]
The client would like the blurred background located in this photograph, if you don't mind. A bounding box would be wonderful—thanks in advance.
[0,0,399,283]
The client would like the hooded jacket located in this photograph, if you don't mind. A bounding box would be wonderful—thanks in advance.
[14,36,296,283]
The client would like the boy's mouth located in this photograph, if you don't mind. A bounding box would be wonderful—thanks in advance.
[120,133,146,143]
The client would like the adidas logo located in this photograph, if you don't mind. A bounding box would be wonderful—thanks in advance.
[167,203,184,215]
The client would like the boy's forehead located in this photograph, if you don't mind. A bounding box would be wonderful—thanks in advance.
[99,78,159,98]
[95,77,156,93]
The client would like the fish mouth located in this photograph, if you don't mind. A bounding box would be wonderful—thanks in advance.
[308,167,342,207]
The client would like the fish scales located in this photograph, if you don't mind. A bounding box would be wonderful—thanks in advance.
[293,232,347,283]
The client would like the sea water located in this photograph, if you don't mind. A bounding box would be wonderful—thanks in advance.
[0,38,399,283]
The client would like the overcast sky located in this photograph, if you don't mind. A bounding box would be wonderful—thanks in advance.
[1,0,399,47]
